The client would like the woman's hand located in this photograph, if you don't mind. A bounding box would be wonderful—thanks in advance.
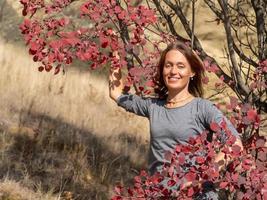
[109,66,123,102]
[108,38,124,102]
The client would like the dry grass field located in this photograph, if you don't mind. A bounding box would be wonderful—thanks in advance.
[0,39,152,199]
[0,0,266,200]
[0,2,150,199]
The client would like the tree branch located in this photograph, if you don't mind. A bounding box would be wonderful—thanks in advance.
[218,0,251,97]
[152,0,188,42]
[251,0,267,60]
[205,0,258,68]
[160,0,239,96]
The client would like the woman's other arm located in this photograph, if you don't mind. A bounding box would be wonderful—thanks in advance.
[202,100,244,170]
[214,137,243,171]
[109,51,124,102]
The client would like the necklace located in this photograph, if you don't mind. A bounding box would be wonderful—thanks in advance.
[166,95,193,105]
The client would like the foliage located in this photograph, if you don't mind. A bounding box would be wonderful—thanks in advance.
[18,0,267,199]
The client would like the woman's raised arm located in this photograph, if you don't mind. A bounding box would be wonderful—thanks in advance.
[109,51,124,102]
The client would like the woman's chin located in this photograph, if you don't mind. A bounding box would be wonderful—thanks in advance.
[166,86,183,92]
[166,84,188,93]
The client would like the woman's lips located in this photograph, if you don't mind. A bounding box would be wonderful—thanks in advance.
[168,77,180,81]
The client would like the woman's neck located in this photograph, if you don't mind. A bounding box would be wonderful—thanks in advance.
[167,90,193,102]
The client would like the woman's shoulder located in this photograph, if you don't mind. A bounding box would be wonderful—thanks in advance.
[117,93,163,105]
[193,97,219,114]
[195,97,216,107]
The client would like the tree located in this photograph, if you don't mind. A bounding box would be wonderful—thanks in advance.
[19,0,266,199]
[111,131,267,199]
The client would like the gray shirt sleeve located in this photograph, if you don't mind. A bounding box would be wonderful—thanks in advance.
[116,94,152,118]
[199,99,240,141]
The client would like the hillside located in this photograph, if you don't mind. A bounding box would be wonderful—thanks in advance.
[0,0,266,199]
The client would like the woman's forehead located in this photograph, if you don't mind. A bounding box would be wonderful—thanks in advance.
[165,49,189,63]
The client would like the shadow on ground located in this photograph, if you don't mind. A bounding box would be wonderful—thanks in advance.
[0,109,148,200]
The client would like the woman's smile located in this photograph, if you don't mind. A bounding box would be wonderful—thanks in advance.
[163,49,195,93]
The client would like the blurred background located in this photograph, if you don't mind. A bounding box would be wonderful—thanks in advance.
[0,0,266,200]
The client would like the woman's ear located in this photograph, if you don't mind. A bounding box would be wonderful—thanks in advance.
[191,72,196,78]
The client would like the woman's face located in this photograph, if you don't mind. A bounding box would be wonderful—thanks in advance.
[163,49,195,93]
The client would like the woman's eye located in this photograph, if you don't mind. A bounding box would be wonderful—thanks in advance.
[178,65,185,68]
[165,64,171,68]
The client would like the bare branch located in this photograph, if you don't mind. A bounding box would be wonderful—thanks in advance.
[191,0,196,48]
[251,0,267,60]
[152,0,188,42]
[218,0,251,97]
[160,0,243,98]
[233,43,258,67]
[205,0,258,68]
[245,26,258,56]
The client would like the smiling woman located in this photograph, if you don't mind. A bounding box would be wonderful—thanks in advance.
[109,41,243,199]
[156,42,205,103]
[163,50,195,104]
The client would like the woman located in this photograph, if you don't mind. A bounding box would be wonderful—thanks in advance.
[109,41,243,199]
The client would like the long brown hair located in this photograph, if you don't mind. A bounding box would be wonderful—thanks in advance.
[155,41,205,98]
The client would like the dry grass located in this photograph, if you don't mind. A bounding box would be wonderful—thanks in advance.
[0,178,59,200]
[0,2,151,199]
[0,39,151,199]
[0,1,266,200]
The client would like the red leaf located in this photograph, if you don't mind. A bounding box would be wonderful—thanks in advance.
[257,151,266,162]
[33,55,38,62]
[45,64,52,72]
[188,137,196,145]
[167,179,176,187]
[114,185,123,195]
[175,146,181,153]
[134,176,141,183]
[185,172,196,182]
[38,66,44,72]
[22,7,27,16]
[231,173,239,182]
[187,187,194,197]
[168,165,174,176]
[210,63,219,73]
[242,159,252,170]
[140,170,147,177]
[256,138,266,147]
[114,6,121,14]
[247,109,257,122]
[90,63,97,69]
[111,196,122,200]
[202,76,209,84]
[29,48,37,55]
[196,156,205,164]
[145,80,155,87]
[144,90,151,95]
[231,145,241,156]
[139,86,144,91]
[54,65,61,75]
[237,176,246,186]
[203,59,211,69]
[118,11,126,20]
[164,151,172,161]
[101,41,109,48]
[128,188,133,196]
[219,182,228,189]
[210,122,220,132]
[229,96,239,109]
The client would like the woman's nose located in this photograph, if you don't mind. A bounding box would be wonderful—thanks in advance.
[170,66,178,74]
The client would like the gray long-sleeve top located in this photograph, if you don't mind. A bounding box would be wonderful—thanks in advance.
[117,94,240,175]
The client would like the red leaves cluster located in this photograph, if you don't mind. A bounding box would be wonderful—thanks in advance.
[249,59,267,91]
[20,0,44,16]
[112,126,267,199]
[19,0,163,94]
[225,96,261,139]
